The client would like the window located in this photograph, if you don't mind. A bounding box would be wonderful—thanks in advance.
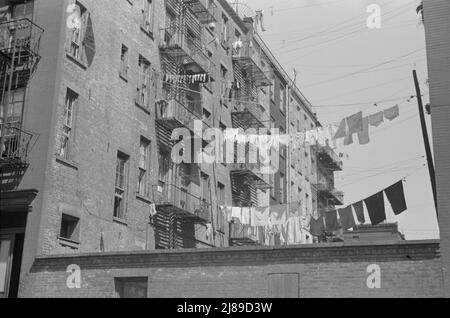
[136,55,152,109]
[280,127,286,158]
[59,214,80,242]
[269,171,275,197]
[0,88,25,130]
[141,0,154,34]
[115,277,148,298]
[59,89,78,161]
[203,109,212,127]
[217,182,226,231]
[69,2,88,60]
[137,138,151,198]
[279,84,286,113]
[201,173,211,204]
[279,173,285,204]
[120,45,129,78]
[220,122,227,164]
[270,77,275,101]
[114,152,129,220]
[158,149,171,191]
[220,14,229,44]
[0,237,12,295]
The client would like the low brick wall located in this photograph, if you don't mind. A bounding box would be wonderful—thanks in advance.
[22,240,443,298]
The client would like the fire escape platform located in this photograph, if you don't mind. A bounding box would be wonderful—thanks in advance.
[232,58,271,87]
[184,0,217,24]
[230,164,272,191]
[153,184,211,224]
[155,204,210,224]
[314,183,345,206]
[313,145,343,171]
[229,224,260,246]
[232,109,266,131]
[159,29,215,78]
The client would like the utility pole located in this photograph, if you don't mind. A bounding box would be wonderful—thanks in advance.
[413,69,438,219]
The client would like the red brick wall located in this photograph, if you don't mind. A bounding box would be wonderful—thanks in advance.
[423,0,450,297]
[21,241,443,298]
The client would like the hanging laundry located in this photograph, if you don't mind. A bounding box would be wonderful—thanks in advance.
[241,207,251,225]
[310,215,325,237]
[279,223,289,244]
[384,181,408,215]
[232,207,242,221]
[358,117,370,145]
[287,217,296,244]
[369,111,384,127]
[255,10,266,32]
[333,119,347,140]
[384,105,400,121]
[343,111,364,145]
[269,204,287,225]
[206,223,213,240]
[289,202,300,216]
[347,111,364,134]
[344,133,354,146]
[325,210,340,232]
[338,206,356,230]
[294,217,303,244]
[364,191,386,226]
[149,203,157,217]
[251,207,269,227]
[223,206,233,222]
[352,201,365,224]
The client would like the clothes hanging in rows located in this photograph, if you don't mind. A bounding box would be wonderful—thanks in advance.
[251,207,269,227]
[223,206,233,222]
[231,207,242,220]
[364,191,386,226]
[334,119,347,140]
[310,216,325,237]
[338,206,356,230]
[149,203,157,217]
[325,210,340,232]
[369,111,384,127]
[358,117,370,145]
[289,202,301,215]
[352,201,366,224]
[241,207,251,225]
[384,181,408,215]
[269,205,287,225]
[344,111,364,145]
[384,105,400,121]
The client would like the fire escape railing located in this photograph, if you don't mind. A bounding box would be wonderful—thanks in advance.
[152,184,212,223]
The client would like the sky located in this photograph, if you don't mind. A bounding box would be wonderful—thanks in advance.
[235,0,438,240]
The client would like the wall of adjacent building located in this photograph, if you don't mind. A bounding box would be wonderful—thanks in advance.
[423,0,450,297]
[22,240,443,298]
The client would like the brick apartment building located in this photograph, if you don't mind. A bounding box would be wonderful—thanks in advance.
[0,0,343,297]
[423,0,450,297]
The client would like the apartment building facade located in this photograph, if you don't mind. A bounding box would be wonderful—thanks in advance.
[422,0,450,297]
[0,0,343,297]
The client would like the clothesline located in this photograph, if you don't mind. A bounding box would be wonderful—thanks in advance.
[219,178,409,245]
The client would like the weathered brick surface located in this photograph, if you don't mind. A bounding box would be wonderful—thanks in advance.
[423,0,450,297]
[22,241,443,298]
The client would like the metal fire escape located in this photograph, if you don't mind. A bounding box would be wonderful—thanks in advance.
[313,145,345,211]
[153,0,217,249]
[228,37,272,246]
[0,18,43,192]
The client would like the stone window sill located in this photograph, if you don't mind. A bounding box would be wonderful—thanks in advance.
[66,53,88,70]
[56,157,79,170]
[58,236,80,249]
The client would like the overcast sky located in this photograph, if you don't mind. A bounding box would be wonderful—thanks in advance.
[235,0,438,239]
